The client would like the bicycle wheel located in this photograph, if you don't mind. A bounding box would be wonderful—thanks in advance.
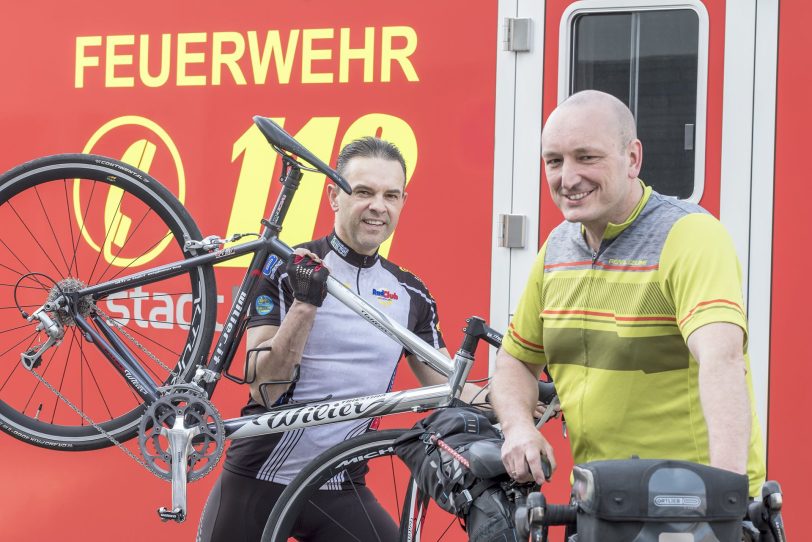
[0,154,217,450]
[262,429,469,542]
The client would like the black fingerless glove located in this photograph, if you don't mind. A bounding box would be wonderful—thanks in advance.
[286,254,329,307]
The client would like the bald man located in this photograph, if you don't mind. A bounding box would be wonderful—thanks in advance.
[490,90,766,497]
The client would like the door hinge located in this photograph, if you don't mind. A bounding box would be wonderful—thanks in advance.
[504,18,532,52]
[497,214,527,248]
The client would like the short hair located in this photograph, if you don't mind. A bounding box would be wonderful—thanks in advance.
[336,137,407,180]
[559,90,638,150]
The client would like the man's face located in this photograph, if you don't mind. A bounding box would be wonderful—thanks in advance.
[541,104,642,231]
[328,156,407,255]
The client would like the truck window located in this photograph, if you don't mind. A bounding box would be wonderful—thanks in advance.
[567,7,703,200]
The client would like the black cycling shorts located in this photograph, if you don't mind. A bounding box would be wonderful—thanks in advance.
[197,468,399,542]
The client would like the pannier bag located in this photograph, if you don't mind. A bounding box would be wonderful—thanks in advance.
[572,458,749,542]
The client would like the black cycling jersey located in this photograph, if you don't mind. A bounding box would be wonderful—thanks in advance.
[224,231,445,485]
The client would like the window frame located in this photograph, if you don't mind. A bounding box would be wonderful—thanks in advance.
[558,0,710,203]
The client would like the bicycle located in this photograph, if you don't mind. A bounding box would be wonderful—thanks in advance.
[0,116,513,537]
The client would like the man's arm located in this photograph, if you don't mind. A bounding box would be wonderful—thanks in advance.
[686,321,751,474]
[247,300,317,406]
[406,349,487,405]
[247,248,329,406]
[490,348,556,484]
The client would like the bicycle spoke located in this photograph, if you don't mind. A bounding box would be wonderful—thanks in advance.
[308,499,363,542]
[50,337,73,424]
[87,184,128,284]
[0,322,37,334]
[0,237,51,291]
[103,230,174,283]
[390,455,401,519]
[347,477,384,542]
[7,200,65,279]
[34,185,72,276]
[63,179,80,277]
[77,334,115,420]
[68,178,97,278]
[0,330,38,392]
[94,205,153,284]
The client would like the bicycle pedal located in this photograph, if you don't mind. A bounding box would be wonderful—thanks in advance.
[157,506,186,523]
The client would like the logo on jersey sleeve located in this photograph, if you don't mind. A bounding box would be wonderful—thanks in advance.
[263,255,283,277]
[255,295,274,315]
[372,288,399,306]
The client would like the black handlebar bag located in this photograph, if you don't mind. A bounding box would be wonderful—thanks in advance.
[572,459,748,542]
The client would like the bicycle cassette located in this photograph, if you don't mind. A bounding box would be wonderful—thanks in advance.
[138,386,225,481]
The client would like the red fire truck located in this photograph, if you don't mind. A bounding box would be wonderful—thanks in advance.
[0,1,805,539]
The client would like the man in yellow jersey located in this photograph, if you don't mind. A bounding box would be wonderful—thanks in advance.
[490,90,766,497]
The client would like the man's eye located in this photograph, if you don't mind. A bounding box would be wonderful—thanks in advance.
[545,158,561,167]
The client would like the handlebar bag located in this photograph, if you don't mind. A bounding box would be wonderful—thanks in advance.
[572,458,748,542]
[394,407,505,517]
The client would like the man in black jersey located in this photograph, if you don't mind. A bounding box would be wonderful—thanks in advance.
[198,137,480,542]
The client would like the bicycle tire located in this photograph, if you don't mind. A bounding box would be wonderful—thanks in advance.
[0,154,217,450]
[262,428,469,542]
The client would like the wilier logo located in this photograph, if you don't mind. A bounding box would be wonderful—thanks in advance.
[77,116,185,268]
[371,288,399,306]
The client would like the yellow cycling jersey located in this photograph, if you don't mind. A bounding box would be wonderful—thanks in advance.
[503,183,766,496]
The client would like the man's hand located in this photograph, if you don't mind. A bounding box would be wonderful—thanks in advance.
[501,423,556,484]
[286,249,330,307]
[490,348,557,485]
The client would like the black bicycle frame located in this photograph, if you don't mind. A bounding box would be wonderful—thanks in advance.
[68,158,305,402]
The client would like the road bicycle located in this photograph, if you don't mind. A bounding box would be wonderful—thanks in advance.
[0,116,515,538]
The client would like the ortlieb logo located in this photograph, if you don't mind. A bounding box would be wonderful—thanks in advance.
[653,495,701,507]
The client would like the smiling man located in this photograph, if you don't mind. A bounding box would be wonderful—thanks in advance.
[198,137,469,542]
[490,90,766,498]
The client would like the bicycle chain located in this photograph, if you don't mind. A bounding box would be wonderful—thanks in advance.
[27,366,163,479]
[93,305,175,377]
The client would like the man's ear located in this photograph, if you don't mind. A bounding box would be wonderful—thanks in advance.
[327,183,340,211]
[627,139,643,178]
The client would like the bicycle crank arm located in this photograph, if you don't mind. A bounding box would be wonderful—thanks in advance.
[157,415,202,523]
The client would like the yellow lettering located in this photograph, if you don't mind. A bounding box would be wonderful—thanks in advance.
[75,36,102,88]
[381,27,419,83]
[105,35,135,88]
[302,28,334,84]
[212,32,247,85]
[339,114,417,258]
[339,27,375,83]
[247,30,299,84]
[223,117,340,266]
[139,34,171,88]
[177,32,208,86]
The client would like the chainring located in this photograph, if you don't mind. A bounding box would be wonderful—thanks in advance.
[138,385,225,481]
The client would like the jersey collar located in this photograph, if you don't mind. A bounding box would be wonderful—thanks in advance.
[581,179,651,241]
[328,231,380,268]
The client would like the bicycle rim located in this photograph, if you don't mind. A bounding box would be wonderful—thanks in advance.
[263,429,469,542]
[0,154,216,450]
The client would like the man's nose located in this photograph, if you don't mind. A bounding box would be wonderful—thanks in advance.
[560,160,580,189]
[368,193,386,213]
